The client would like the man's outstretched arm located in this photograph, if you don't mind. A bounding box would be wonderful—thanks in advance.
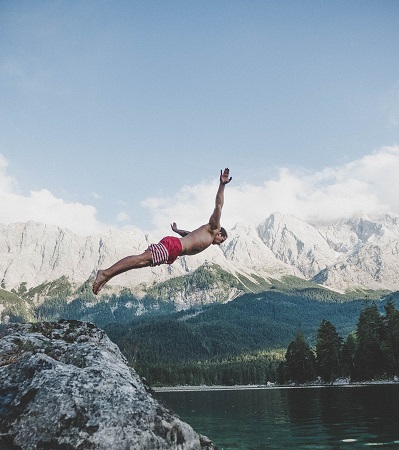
[171,222,190,237]
[209,168,232,231]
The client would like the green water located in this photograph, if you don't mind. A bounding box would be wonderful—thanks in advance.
[158,385,399,449]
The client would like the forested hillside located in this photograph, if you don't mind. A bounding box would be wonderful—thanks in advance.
[104,289,399,385]
[2,272,397,386]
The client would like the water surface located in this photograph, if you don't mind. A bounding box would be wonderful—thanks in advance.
[158,385,399,449]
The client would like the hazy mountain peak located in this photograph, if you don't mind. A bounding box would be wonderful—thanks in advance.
[2,212,399,296]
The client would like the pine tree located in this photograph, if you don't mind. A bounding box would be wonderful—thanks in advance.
[353,304,385,381]
[316,319,342,382]
[284,332,316,384]
[276,361,287,384]
[340,333,357,379]
[382,299,399,377]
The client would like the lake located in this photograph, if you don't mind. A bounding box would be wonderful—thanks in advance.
[158,384,399,449]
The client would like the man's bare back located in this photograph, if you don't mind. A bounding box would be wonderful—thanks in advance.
[92,168,231,295]
[177,224,216,255]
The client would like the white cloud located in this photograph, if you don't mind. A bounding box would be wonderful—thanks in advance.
[2,147,399,237]
[142,146,399,233]
[0,155,17,191]
[116,212,131,223]
[0,154,108,236]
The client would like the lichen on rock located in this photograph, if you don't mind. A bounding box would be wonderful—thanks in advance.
[0,320,216,450]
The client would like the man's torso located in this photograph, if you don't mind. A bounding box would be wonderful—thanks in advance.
[180,224,217,255]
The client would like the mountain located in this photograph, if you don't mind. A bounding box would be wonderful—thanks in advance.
[2,213,399,312]
[314,215,399,290]
[257,212,340,278]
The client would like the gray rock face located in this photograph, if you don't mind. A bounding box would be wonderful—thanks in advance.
[0,320,215,450]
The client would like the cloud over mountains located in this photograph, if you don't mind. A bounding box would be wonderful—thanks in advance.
[0,154,107,236]
[1,146,399,236]
[143,146,399,232]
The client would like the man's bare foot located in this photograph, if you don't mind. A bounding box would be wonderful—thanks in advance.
[92,270,110,295]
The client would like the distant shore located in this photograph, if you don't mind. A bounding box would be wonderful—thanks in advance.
[154,380,399,392]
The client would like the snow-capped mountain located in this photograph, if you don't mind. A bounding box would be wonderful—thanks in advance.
[313,215,399,291]
[2,212,399,297]
[257,212,340,278]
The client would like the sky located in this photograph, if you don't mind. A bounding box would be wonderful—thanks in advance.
[1,0,399,238]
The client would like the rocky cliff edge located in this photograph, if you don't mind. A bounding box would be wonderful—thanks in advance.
[0,320,216,450]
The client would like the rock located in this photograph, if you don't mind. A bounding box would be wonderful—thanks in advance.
[0,320,216,450]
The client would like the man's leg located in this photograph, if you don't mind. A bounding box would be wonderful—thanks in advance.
[92,249,153,295]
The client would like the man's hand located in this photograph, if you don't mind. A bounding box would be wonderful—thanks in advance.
[171,222,190,237]
[220,168,232,185]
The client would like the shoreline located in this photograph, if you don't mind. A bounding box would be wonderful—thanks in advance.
[154,380,399,392]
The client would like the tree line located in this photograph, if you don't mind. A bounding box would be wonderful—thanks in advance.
[136,350,284,387]
[277,299,399,384]
[105,291,392,386]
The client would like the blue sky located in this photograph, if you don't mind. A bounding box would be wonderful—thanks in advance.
[1,1,399,236]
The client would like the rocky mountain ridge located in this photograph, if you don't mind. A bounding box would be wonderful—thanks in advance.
[2,212,399,304]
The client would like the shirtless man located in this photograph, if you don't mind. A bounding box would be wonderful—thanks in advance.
[92,168,232,295]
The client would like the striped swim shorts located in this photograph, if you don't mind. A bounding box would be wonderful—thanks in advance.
[148,236,183,267]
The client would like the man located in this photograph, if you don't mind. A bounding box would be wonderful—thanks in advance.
[92,168,232,295]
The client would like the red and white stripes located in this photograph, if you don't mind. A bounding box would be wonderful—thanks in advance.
[148,242,169,266]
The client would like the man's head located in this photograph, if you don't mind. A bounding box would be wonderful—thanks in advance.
[212,227,228,245]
